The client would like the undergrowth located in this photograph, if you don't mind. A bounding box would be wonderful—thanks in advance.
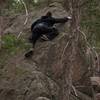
[0,34,31,67]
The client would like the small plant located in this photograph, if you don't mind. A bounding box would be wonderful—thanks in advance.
[0,33,31,67]
[2,34,17,50]
[1,34,31,54]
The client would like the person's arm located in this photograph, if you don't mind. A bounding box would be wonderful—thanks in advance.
[53,17,72,23]
[31,18,41,32]
[31,21,38,32]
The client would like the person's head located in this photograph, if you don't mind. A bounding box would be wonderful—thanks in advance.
[45,11,52,17]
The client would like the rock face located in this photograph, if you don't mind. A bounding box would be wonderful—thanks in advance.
[96,93,100,100]
[0,1,92,100]
[0,68,59,100]
[5,1,88,83]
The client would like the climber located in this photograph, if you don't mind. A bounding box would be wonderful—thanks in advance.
[25,11,72,58]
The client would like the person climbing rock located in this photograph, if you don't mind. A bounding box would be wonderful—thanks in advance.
[25,11,72,58]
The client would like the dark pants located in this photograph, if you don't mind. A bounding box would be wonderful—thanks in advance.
[29,24,59,48]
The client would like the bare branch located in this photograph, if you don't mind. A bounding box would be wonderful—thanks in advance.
[76,0,90,8]
[0,35,1,49]
[22,0,28,25]
[72,85,78,96]
[17,0,28,39]
[92,47,100,73]
[61,41,69,62]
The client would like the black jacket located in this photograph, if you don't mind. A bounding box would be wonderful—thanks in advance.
[31,16,69,32]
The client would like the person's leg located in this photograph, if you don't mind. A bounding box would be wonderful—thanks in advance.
[25,28,41,58]
[31,29,41,48]
[45,27,59,40]
[28,35,33,43]
[40,26,59,41]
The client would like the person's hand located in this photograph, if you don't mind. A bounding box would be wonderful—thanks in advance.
[29,48,34,51]
[67,16,72,20]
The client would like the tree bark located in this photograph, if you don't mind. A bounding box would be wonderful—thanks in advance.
[61,0,81,100]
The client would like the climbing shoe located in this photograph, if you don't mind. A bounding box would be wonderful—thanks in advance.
[25,48,34,58]
[41,35,49,41]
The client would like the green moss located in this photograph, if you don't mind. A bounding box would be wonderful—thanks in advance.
[0,34,31,67]
[1,34,31,53]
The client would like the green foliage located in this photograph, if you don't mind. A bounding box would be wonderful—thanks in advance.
[1,34,31,54]
[0,34,31,68]
[2,34,17,51]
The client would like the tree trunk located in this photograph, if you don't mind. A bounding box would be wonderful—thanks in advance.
[61,0,81,100]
